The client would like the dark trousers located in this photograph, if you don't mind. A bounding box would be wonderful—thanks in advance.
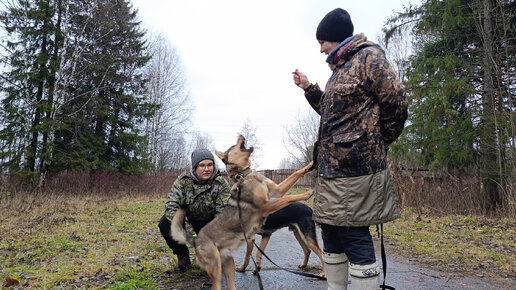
[320,223,376,265]
[159,215,189,256]
[158,214,208,256]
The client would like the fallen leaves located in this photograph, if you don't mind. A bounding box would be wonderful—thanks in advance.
[3,277,19,287]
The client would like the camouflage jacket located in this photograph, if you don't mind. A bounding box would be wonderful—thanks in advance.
[164,171,231,229]
[305,34,408,178]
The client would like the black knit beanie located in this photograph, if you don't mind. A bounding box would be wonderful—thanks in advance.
[191,148,214,169]
[316,8,354,42]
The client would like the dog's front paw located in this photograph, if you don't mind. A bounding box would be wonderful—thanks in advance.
[235,265,246,272]
[302,161,314,173]
[302,189,314,200]
[252,266,261,275]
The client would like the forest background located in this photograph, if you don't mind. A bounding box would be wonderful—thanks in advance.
[1,0,513,216]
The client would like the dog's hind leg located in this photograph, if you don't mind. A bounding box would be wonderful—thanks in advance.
[236,237,255,272]
[196,241,223,290]
[222,256,236,290]
[266,161,313,198]
[292,227,311,268]
[303,232,326,277]
[254,234,271,274]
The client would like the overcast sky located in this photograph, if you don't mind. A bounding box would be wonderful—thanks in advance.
[130,0,416,170]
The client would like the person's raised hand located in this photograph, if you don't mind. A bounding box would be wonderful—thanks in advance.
[292,69,311,90]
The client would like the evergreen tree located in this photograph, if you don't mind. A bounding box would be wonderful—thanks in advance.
[385,0,516,211]
[0,0,156,181]
[0,0,64,180]
[51,0,154,174]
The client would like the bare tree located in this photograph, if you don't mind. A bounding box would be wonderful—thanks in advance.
[278,157,296,170]
[143,33,193,172]
[282,110,319,168]
[191,132,215,151]
[238,118,262,168]
[377,24,413,81]
[156,134,189,173]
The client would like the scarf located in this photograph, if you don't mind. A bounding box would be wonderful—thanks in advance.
[326,34,357,64]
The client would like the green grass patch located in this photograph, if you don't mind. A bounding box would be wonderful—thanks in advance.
[382,210,515,277]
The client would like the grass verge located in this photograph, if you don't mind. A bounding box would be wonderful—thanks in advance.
[383,209,515,278]
[0,189,514,289]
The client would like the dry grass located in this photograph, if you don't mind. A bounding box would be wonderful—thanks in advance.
[1,194,168,288]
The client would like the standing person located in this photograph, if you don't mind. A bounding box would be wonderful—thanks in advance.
[158,148,231,274]
[292,8,408,290]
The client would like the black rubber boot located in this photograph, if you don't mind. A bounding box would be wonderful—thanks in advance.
[174,253,191,274]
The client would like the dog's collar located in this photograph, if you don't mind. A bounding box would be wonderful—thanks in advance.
[226,164,252,183]
[227,196,258,209]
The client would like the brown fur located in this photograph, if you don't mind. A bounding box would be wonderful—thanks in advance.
[171,135,313,290]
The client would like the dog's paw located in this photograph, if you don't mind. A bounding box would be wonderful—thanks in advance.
[298,263,307,269]
[235,265,246,272]
[302,189,314,200]
[302,161,314,173]
[252,266,261,275]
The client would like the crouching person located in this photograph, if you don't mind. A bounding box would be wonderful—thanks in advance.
[158,148,231,273]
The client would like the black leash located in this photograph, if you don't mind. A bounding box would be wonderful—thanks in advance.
[377,224,395,290]
[252,239,327,280]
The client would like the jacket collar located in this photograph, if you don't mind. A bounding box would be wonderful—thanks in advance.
[328,33,371,70]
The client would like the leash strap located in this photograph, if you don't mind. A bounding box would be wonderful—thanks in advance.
[378,224,395,290]
[252,240,327,280]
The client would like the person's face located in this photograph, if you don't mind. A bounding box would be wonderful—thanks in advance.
[195,159,214,181]
[318,40,340,55]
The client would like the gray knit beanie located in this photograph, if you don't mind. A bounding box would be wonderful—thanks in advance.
[316,8,354,42]
[191,148,215,169]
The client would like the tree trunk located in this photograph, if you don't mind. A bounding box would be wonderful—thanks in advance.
[480,0,501,211]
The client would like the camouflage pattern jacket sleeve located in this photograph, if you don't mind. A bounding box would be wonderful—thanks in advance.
[164,172,231,227]
[304,83,324,115]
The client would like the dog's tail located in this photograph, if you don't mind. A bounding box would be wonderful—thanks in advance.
[170,208,196,246]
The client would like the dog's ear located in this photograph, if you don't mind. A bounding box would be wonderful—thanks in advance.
[215,150,226,162]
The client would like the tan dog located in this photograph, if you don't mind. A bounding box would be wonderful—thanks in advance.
[171,135,313,290]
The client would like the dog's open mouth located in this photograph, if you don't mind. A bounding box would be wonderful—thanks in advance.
[239,136,253,152]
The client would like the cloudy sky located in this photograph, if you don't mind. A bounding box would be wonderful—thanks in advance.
[131,0,416,170]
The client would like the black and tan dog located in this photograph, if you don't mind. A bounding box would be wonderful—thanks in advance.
[171,135,313,290]
[235,202,326,277]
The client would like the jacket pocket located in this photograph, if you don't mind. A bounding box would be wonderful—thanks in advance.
[333,129,366,144]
